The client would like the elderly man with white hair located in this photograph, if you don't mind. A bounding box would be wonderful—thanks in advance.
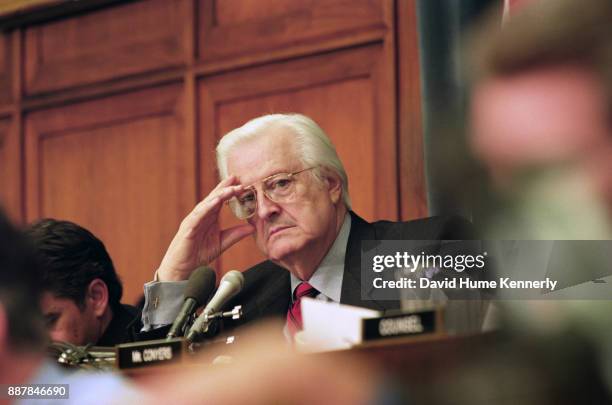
[141,113,472,337]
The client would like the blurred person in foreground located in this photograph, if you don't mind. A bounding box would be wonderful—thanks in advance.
[466,0,612,239]
[141,321,381,405]
[464,0,612,295]
[25,219,141,346]
[418,0,612,403]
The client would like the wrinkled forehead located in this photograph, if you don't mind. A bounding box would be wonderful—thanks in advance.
[226,127,303,185]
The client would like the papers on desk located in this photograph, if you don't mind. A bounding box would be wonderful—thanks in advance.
[296,298,380,352]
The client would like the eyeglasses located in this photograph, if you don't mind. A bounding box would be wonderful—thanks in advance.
[228,167,316,219]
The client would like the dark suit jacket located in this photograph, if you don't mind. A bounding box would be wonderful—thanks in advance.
[221,211,473,332]
[97,303,141,346]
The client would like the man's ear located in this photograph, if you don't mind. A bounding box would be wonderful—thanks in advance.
[325,173,343,205]
[86,279,109,318]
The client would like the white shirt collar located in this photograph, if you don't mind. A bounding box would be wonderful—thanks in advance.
[290,212,351,303]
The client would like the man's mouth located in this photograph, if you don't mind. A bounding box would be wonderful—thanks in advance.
[268,225,293,239]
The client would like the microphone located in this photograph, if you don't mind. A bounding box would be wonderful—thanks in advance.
[166,266,216,340]
[186,270,245,343]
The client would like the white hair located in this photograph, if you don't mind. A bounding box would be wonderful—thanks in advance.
[216,113,351,209]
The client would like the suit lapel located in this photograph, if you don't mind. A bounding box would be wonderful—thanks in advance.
[340,212,393,312]
[253,267,291,320]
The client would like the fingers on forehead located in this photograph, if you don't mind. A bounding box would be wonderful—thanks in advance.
[215,176,235,190]
[200,185,243,208]
[191,182,245,217]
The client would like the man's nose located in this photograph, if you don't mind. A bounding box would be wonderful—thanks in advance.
[255,190,281,220]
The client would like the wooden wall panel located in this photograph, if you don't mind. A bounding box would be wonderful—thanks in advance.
[0,32,12,105]
[198,0,388,66]
[24,84,196,304]
[397,0,427,220]
[2,0,426,299]
[198,45,397,274]
[0,117,22,222]
[24,0,191,95]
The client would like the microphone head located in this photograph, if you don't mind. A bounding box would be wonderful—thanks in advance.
[220,270,245,290]
[185,266,216,305]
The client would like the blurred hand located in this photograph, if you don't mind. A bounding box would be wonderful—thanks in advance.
[157,176,254,281]
[143,322,379,405]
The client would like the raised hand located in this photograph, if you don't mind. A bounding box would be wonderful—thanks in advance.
[156,176,254,281]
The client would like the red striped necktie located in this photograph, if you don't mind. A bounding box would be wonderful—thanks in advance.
[287,282,318,337]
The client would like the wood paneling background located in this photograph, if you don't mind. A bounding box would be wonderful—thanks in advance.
[0,117,21,221]
[0,0,425,304]
[24,0,191,94]
[24,84,194,301]
[0,32,12,105]
[198,0,386,68]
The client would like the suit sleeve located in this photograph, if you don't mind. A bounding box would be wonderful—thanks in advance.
[140,280,187,331]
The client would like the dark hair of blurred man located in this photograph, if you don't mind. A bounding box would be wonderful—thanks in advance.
[25,219,140,346]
